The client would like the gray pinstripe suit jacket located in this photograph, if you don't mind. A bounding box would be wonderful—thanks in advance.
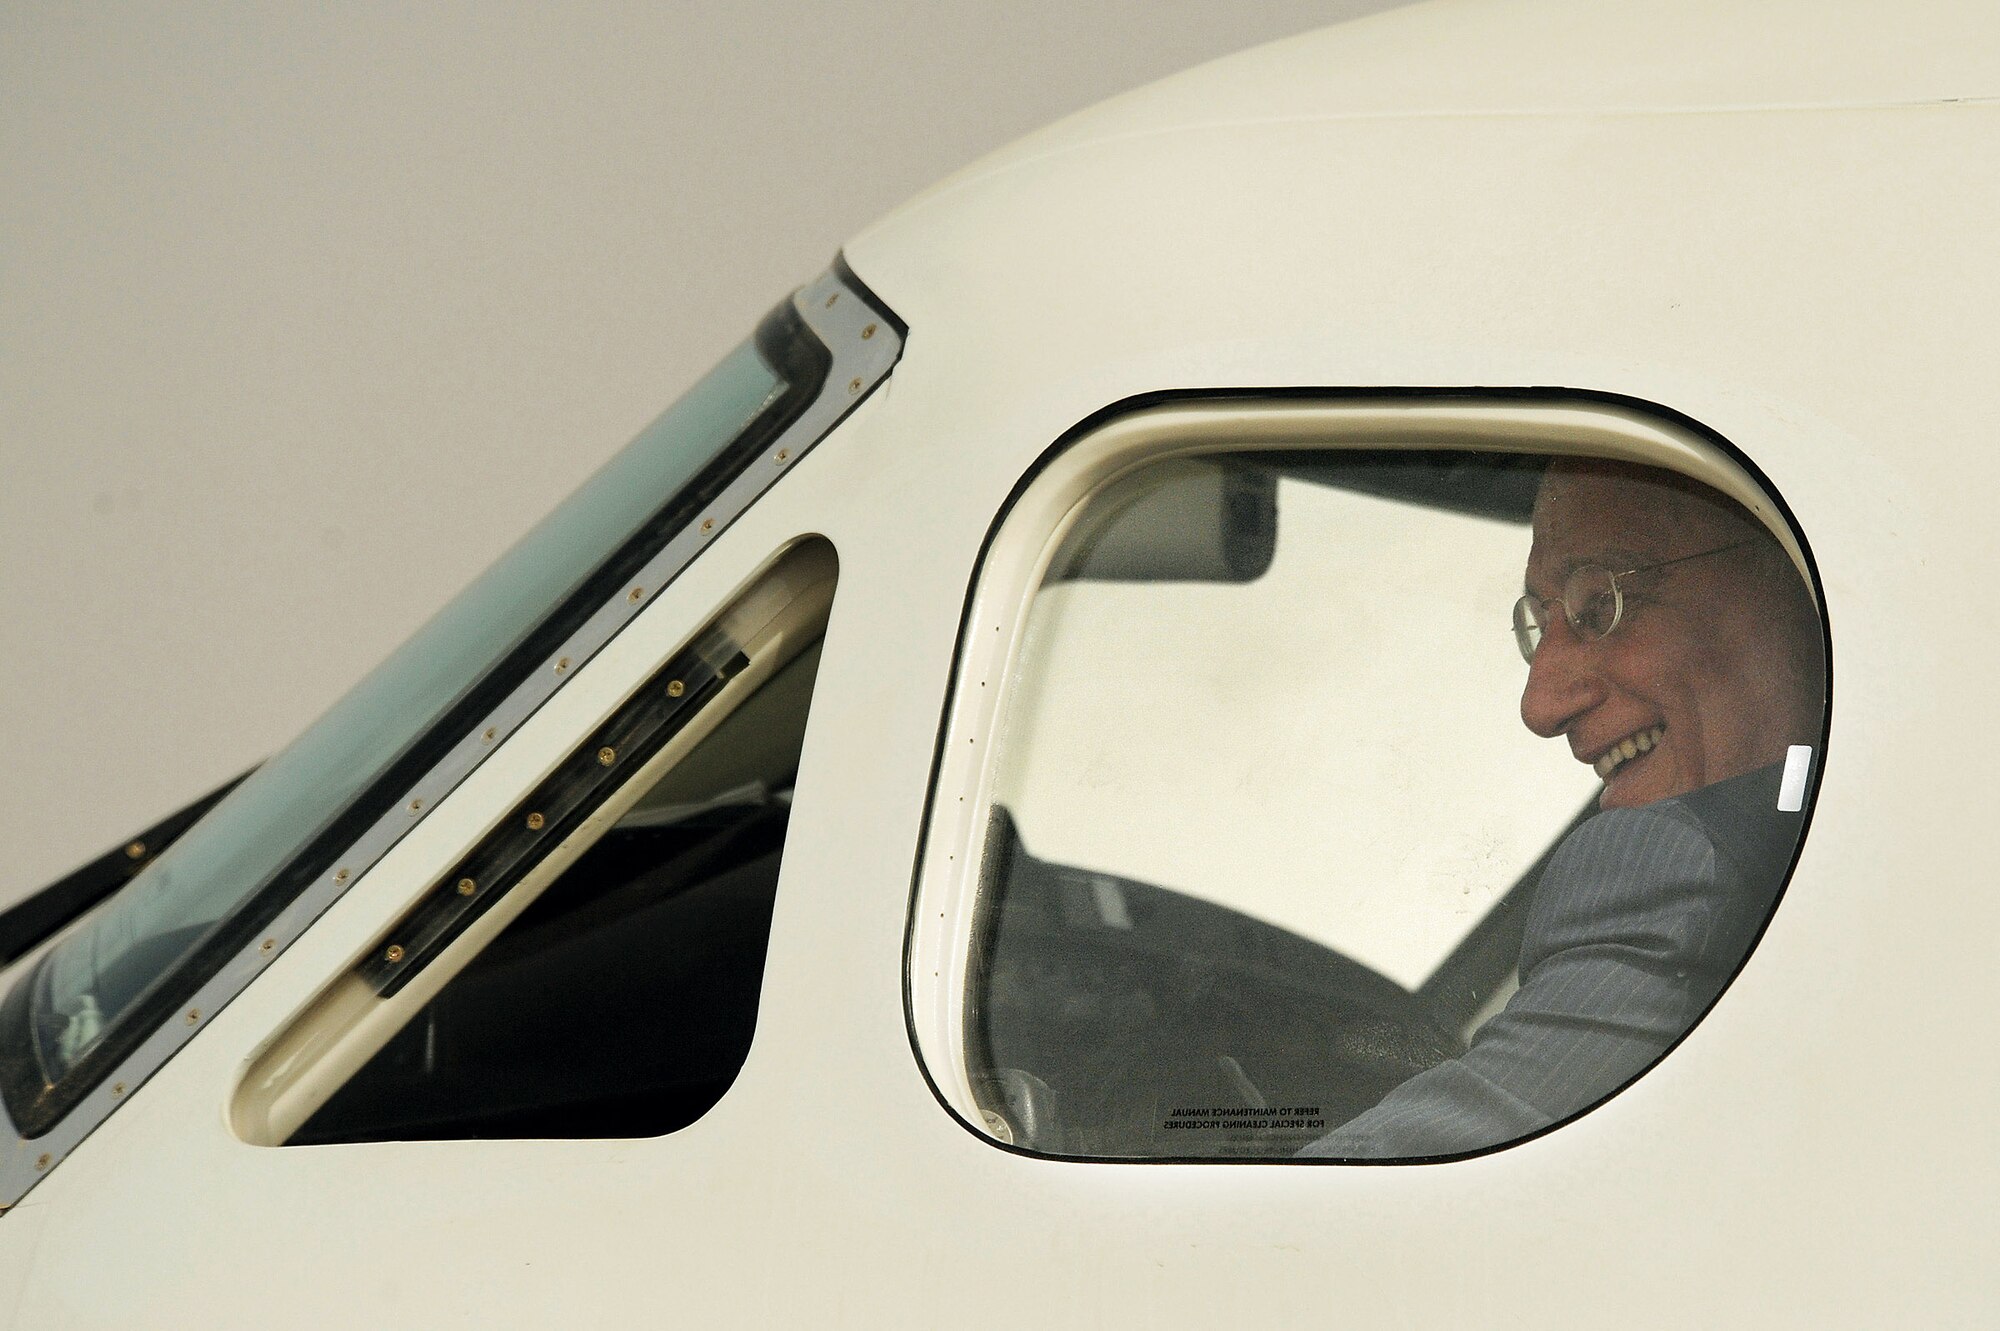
[1300,762,1802,1160]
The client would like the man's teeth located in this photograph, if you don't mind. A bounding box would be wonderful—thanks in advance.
[1595,725,1666,779]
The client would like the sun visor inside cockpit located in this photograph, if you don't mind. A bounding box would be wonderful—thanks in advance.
[1041,450,1545,587]
[1043,459,1278,585]
[1271,450,1545,525]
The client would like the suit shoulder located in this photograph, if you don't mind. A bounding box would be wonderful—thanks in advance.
[1522,806,1721,959]
[1546,803,1717,883]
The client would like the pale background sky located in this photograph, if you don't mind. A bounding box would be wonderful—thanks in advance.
[0,2,1413,909]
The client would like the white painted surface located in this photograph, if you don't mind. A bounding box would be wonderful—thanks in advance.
[4,0,1997,1325]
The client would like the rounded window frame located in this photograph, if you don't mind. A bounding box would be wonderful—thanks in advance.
[903,391,1830,1161]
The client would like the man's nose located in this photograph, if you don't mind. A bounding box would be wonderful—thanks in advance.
[1519,612,1603,739]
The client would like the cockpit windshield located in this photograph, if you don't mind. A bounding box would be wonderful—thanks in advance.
[0,297,834,1134]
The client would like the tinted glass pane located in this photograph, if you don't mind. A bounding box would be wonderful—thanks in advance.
[21,331,800,1098]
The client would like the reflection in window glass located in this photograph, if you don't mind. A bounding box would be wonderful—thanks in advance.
[964,451,1824,1160]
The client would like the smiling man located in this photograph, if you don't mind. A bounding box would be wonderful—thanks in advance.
[1518,461,1822,810]
[1303,457,1825,1160]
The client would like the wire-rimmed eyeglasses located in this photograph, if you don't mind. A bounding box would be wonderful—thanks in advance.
[1511,540,1753,664]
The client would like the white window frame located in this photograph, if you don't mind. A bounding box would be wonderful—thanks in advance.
[905,393,1810,1144]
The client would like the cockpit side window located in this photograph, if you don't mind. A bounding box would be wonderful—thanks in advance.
[913,409,1826,1162]
[237,539,837,1145]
